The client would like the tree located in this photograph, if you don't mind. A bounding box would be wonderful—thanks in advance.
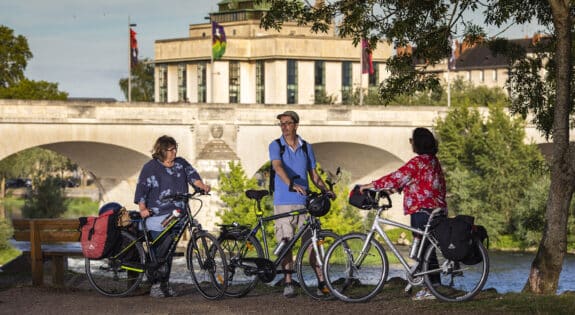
[0,25,32,88]
[0,78,67,100]
[258,0,573,295]
[435,103,547,238]
[119,58,154,102]
[0,25,67,99]
[21,175,67,218]
[0,148,76,198]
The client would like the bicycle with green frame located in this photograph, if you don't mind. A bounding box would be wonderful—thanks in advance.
[217,172,341,300]
[84,188,228,299]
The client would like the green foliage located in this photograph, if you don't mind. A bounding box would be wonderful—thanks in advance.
[21,176,68,218]
[0,147,76,190]
[0,25,32,88]
[0,218,13,251]
[0,25,67,99]
[62,197,98,218]
[0,78,67,100]
[119,58,154,102]
[435,103,547,237]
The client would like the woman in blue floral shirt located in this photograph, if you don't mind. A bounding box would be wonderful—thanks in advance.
[134,135,210,298]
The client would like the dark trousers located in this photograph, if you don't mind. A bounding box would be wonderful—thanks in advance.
[150,230,174,283]
[411,211,440,285]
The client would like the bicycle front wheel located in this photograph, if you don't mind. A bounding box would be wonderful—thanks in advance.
[423,240,489,302]
[85,231,145,297]
[296,230,339,300]
[323,233,388,303]
[187,231,228,300]
[219,233,264,297]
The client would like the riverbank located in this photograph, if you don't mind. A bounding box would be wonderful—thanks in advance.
[1,270,574,315]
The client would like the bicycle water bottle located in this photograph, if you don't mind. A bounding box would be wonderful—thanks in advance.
[409,237,421,259]
[273,239,288,256]
[161,209,181,227]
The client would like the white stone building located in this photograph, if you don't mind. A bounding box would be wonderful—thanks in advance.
[153,0,393,105]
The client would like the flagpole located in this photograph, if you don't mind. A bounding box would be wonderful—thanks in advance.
[209,18,214,104]
[359,43,364,106]
[128,18,136,103]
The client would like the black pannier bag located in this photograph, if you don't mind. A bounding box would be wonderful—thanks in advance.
[431,215,474,261]
[462,224,489,265]
[348,185,376,210]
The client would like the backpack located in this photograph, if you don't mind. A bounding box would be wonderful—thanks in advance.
[431,215,474,261]
[268,138,309,194]
[461,224,489,265]
[79,207,123,259]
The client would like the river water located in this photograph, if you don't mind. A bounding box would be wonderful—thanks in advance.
[68,250,575,294]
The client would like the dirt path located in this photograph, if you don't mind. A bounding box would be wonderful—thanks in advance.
[0,272,496,315]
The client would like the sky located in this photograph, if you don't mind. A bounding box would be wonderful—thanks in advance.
[1,0,543,102]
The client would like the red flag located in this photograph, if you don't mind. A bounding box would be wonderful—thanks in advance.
[362,39,374,74]
[130,28,138,68]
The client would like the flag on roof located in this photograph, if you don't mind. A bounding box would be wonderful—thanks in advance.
[130,28,138,68]
[361,39,374,74]
[212,21,227,60]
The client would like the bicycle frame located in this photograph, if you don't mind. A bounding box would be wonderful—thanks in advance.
[246,207,321,273]
[111,194,203,273]
[356,207,444,279]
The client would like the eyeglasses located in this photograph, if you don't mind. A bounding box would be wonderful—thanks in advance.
[277,121,295,127]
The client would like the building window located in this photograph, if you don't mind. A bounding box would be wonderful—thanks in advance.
[159,65,167,103]
[256,61,265,104]
[493,69,498,82]
[287,59,298,104]
[229,61,240,103]
[341,61,352,104]
[178,64,187,102]
[197,62,207,103]
[369,62,379,90]
[480,70,485,83]
[314,60,326,103]
[467,71,472,81]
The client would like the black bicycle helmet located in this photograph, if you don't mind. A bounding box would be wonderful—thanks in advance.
[306,193,331,217]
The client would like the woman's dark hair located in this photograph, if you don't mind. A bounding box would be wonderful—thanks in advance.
[152,135,178,161]
[412,127,438,155]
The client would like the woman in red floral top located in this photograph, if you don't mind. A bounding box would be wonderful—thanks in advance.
[358,127,446,300]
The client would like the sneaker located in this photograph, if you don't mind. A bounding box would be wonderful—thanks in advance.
[161,282,177,297]
[412,288,436,301]
[316,281,330,296]
[150,283,165,298]
[283,283,296,298]
[150,282,176,298]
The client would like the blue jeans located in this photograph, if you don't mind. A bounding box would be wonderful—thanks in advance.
[411,211,440,285]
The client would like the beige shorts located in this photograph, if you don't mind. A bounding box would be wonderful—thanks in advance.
[274,204,305,242]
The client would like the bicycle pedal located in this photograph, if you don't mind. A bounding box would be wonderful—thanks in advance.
[404,284,413,293]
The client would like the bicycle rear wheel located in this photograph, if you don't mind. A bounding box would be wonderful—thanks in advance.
[423,240,489,302]
[323,233,388,303]
[219,233,264,297]
[187,231,228,300]
[296,230,339,300]
[85,231,145,297]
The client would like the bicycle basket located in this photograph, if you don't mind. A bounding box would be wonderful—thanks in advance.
[306,193,331,217]
[348,185,376,210]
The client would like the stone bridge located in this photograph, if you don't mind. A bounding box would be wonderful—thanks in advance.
[0,100,563,229]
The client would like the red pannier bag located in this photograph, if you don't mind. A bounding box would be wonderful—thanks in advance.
[79,209,121,259]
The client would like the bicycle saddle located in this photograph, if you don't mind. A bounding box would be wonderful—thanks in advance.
[245,190,269,201]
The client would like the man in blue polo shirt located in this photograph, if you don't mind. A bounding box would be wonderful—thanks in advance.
[269,110,333,298]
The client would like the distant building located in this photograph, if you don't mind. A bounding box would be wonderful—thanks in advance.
[416,34,548,94]
[153,0,393,105]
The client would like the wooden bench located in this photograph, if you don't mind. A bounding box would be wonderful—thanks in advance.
[10,218,83,287]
